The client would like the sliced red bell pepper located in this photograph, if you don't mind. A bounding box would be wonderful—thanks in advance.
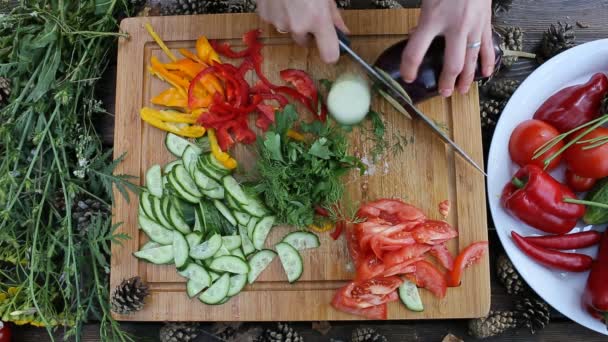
[331,221,346,240]
[280,68,319,111]
[188,66,218,109]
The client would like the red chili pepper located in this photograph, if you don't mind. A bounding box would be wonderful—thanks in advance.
[511,231,593,272]
[331,221,346,240]
[280,68,319,111]
[533,73,608,132]
[524,231,602,250]
[583,230,608,327]
[501,164,585,235]
[315,206,330,217]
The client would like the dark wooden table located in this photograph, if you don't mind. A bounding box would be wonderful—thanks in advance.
[14,0,608,340]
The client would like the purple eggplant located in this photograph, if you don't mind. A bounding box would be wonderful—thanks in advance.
[374,31,503,103]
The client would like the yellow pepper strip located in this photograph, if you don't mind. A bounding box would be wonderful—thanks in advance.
[141,107,198,123]
[141,108,206,138]
[207,129,238,169]
[145,23,177,62]
[164,58,205,79]
[287,129,305,141]
[309,221,334,233]
[179,48,204,64]
[196,36,221,65]
[148,66,188,98]
[151,87,188,108]
[150,56,190,90]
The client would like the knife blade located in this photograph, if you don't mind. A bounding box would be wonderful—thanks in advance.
[335,29,487,176]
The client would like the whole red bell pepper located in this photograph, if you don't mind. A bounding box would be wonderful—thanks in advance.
[583,230,608,327]
[501,164,585,234]
[512,231,593,272]
[533,73,608,132]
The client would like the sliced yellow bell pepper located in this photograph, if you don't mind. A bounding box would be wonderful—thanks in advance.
[207,129,237,169]
[141,107,198,123]
[145,23,177,62]
[148,65,188,99]
[179,48,204,64]
[196,36,221,65]
[150,56,190,90]
[164,58,205,79]
[287,129,305,141]
[151,87,188,108]
[140,108,206,138]
[309,221,334,233]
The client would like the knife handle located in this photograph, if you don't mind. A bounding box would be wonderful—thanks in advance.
[335,27,350,53]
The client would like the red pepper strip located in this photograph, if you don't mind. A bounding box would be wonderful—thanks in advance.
[198,110,237,127]
[188,66,218,109]
[256,110,274,131]
[238,58,254,77]
[583,230,608,326]
[534,73,608,133]
[212,93,261,115]
[210,40,250,59]
[251,80,272,94]
[511,231,593,272]
[280,68,319,112]
[315,206,330,217]
[331,221,346,240]
[524,231,602,250]
[317,102,328,122]
[501,164,586,235]
[276,86,315,111]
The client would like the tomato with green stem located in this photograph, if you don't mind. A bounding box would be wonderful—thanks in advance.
[564,126,608,179]
[565,169,597,192]
[509,119,564,170]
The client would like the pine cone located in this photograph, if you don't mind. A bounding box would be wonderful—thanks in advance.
[516,296,551,334]
[371,0,403,9]
[498,26,524,67]
[484,79,521,101]
[111,276,149,315]
[129,0,147,13]
[160,323,200,342]
[335,0,351,9]
[480,99,505,144]
[496,254,527,295]
[0,77,10,106]
[351,327,387,342]
[71,196,110,233]
[258,322,304,342]
[539,22,575,61]
[492,0,513,15]
[468,311,520,339]
[163,0,205,15]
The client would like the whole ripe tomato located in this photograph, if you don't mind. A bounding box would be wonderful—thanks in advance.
[565,169,597,192]
[509,119,564,170]
[0,321,12,342]
[564,127,608,179]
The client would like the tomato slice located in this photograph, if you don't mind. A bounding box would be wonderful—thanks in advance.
[380,257,422,277]
[411,220,458,245]
[331,292,387,319]
[356,199,426,224]
[406,260,447,299]
[355,253,385,281]
[430,243,455,271]
[340,277,402,308]
[383,244,431,266]
[446,241,489,287]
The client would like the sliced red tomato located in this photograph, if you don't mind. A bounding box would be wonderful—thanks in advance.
[331,292,387,319]
[380,257,423,277]
[340,277,402,308]
[446,241,489,287]
[355,253,385,281]
[430,243,455,271]
[383,244,431,266]
[411,220,458,245]
[356,199,426,225]
[346,226,363,266]
[355,219,392,252]
[406,260,447,299]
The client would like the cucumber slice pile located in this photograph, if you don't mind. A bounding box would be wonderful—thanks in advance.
[135,133,322,305]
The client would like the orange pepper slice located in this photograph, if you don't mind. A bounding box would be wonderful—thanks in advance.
[309,221,334,233]
[179,48,204,64]
[287,129,305,141]
[151,87,188,108]
[196,36,221,65]
[150,56,190,90]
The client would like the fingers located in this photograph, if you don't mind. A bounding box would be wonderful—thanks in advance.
[479,23,496,77]
[400,24,439,83]
[330,0,350,34]
[291,32,311,46]
[457,33,482,94]
[313,22,340,63]
[437,32,467,97]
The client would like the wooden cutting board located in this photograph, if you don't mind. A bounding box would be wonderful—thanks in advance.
[111,9,490,321]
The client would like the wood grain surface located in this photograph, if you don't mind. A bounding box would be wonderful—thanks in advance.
[110,9,490,322]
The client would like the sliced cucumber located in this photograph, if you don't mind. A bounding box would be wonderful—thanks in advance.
[199,273,230,305]
[192,168,221,191]
[198,156,225,180]
[186,232,204,249]
[212,245,231,258]
[399,280,424,312]
[239,225,255,256]
[172,231,189,268]
[173,165,202,198]
[165,133,201,157]
[164,160,182,174]
[162,196,172,223]
[152,196,172,229]
[282,231,320,250]
[187,278,207,298]
[241,196,268,217]
[139,205,148,220]
[168,172,200,203]
[134,245,174,264]
[246,218,258,241]
[275,242,303,283]
[141,241,161,250]
[139,214,173,245]
[247,250,277,284]
[232,248,246,260]
[168,202,191,234]
[189,234,222,260]
[209,271,220,282]
[140,192,157,222]
[222,236,242,251]
[209,255,250,274]
[227,274,247,297]
[234,212,251,226]
[252,216,275,250]
[222,176,250,205]
[182,145,201,174]
[207,154,231,172]
[214,200,236,226]
[193,204,205,233]
[146,164,163,198]
[327,72,371,125]
[201,187,225,200]
[225,193,243,211]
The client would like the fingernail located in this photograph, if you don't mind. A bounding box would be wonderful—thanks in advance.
[484,66,493,77]
[440,88,453,97]
[404,77,414,83]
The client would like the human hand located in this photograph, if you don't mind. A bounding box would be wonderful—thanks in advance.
[400,0,494,97]
[256,0,350,64]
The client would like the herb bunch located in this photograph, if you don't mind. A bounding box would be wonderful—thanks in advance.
[255,105,363,228]
[0,1,137,341]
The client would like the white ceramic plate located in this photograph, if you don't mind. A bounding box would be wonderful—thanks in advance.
[488,39,608,335]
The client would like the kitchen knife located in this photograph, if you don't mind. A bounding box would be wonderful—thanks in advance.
[335,28,487,176]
